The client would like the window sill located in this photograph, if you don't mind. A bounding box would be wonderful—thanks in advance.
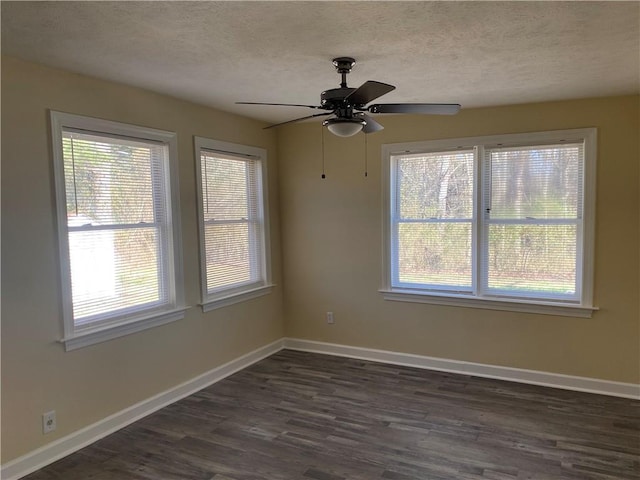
[60,307,188,351]
[201,284,275,312]
[380,289,597,318]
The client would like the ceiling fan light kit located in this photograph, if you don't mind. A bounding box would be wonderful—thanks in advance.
[237,57,461,136]
[323,117,366,137]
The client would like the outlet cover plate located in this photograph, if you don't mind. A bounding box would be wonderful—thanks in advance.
[43,410,56,434]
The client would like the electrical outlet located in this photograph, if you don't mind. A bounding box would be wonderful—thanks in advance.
[326,311,335,324]
[43,410,56,434]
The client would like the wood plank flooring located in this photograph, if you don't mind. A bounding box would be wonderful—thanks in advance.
[23,350,640,479]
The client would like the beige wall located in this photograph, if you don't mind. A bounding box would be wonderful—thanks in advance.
[2,55,639,465]
[278,95,640,384]
[1,56,285,462]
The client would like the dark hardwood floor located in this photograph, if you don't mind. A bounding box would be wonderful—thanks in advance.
[23,350,639,479]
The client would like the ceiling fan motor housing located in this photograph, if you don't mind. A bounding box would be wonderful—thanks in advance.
[320,87,356,110]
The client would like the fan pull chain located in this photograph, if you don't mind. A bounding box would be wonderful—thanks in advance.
[364,132,368,177]
[321,124,326,179]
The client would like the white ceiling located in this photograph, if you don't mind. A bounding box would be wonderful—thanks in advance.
[2,1,639,124]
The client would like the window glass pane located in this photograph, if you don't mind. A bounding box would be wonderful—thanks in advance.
[61,127,172,327]
[489,144,582,220]
[68,227,162,322]
[386,130,593,308]
[199,147,265,297]
[205,223,252,291]
[487,224,577,296]
[397,151,474,219]
[63,133,162,226]
[397,223,472,288]
[201,152,248,221]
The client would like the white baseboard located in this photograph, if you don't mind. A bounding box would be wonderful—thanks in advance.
[283,337,640,400]
[0,339,284,480]
[4,336,638,479]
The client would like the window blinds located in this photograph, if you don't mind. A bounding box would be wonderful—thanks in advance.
[62,129,169,324]
[391,141,584,301]
[393,150,475,290]
[200,150,264,294]
[483,143,583,298]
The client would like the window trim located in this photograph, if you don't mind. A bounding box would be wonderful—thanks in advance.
[193,137,273,311]
[389,147,477,294]
[381,128,597,318]
[50,111,186,350]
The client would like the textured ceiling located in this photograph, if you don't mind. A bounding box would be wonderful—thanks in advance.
[2,1,639,124]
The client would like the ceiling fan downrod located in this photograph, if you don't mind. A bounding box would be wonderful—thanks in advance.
[332,57,356,88]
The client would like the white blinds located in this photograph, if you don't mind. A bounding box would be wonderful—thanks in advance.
[385,129,594,308]
[484,143,583,220]
[483,143,583,298]
[392,149,475,289]
[390,141,584,300]
[200,150,264,294]
[62,129,169,324]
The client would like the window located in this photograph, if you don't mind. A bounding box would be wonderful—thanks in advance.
[194,137,272,311]
[382,129,596,317]
[51,111,185,350]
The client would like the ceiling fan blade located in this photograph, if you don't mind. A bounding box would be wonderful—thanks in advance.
[360,114,384,134]
[264,112,334,129]
[367,103,461,115]
[345,81,396,106]
[236,101,323,110]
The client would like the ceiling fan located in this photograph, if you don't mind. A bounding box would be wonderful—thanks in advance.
[237,57,461,137]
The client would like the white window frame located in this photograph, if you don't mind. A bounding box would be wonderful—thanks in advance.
[51,111,186,350]
[194,137,273,311]
[381,128,597,318]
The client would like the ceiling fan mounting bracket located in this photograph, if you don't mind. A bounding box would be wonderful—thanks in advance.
[332,57,356,74]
